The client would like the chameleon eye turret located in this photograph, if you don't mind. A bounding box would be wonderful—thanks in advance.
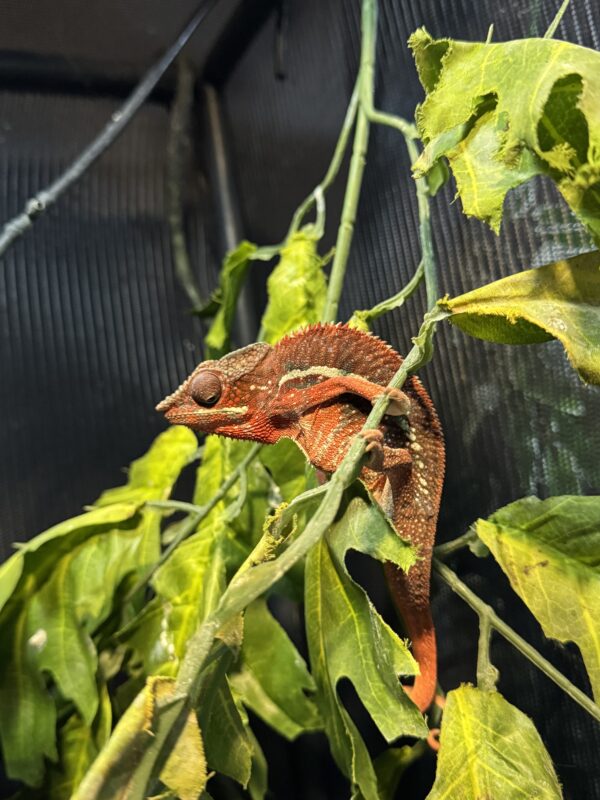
[189,372,222,407]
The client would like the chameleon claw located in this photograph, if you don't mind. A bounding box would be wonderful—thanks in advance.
[360,429,384,470]
[378,387,411,416]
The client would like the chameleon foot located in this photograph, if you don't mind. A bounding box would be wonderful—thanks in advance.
[360,429,385,470]
[378,386,411,416]
[427,728,441,752]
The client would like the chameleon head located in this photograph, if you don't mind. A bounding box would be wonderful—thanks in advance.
[155,342,273,438]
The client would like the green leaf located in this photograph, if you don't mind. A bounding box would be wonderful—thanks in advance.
[260,229,328,344]
[477,495,600,701]
[203,241,258,358]
[410,28,600,240]
[305,491,426,798]
[440,250,600,383]
[0,427,196,786]
[47,684,112,800]
[427,686,561,800]
[246,727,268,800]
[196,657,253,787]
[230,598,321,739]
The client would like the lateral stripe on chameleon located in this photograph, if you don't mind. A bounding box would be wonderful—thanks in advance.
[157,323,445,714]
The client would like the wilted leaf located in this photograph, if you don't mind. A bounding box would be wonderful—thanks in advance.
[477,495,600,700]
[427,686,561,799]
[440,251,600,383]
[410,28,600,240]
[260,229,328,344]
[203,241,258,358]
[0,427,196,786]
[305,491,425,798]
[73,676,189,800]
[161,705,207,800]
[230,598,320,739]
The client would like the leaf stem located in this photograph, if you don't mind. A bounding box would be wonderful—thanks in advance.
[433,558,600,722]
[434,527,478,558]
[350,259,424,328]
[476,613,499,691]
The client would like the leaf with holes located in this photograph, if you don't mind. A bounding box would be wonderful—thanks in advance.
[305,490,425,799]
[440,250,600,383]
[410,29,600,240]
[477,495,600,700]
[428,686,561,799]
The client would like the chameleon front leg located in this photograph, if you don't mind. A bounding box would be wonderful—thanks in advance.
[270,376,411,419]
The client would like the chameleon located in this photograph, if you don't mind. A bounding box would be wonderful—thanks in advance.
[157,323,445,714]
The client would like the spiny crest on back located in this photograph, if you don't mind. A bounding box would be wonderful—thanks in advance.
[275,322,401,381]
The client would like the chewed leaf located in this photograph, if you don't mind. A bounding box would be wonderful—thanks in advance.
[304,490,425,798]
[477,495,600,701]
[440,250,600,383]
[260,228,328,344]
[428,686,561,800]
[410,29,600,240]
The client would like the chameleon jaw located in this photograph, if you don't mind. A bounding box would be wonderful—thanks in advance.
[163,404,249,426]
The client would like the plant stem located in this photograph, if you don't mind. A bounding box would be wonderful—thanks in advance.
[544,0,571,38]
[289,79,360,237]
[167,58,204,310]
[434,528,478,558]
[476,613,499,691]
[433,559,600,722]
[350,260,424,328]
[321,0,377,323]
[0,0,219,261]
[404,136,438,307]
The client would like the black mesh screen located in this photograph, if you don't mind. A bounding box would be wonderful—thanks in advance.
[1,0,599,797]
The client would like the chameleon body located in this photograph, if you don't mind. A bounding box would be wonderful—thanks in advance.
[157,323,445,712]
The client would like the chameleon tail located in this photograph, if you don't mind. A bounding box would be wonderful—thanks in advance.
[384,560,437,713]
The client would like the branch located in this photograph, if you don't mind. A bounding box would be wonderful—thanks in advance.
[433,558,600,722]
[167,58,205,310]
[126,442,262,601]
[0,0,219,262]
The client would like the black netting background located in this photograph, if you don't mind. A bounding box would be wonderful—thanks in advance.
[1,0,599,797]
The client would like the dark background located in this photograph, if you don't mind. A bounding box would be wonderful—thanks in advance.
[0,0,599,797]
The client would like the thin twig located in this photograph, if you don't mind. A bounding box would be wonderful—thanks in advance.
[289,80,360,237]
[433,559,600,722]
[0,0,219,261]
[476,614,499,691]
[434,527,478,559]
[167,58,204,309]
[544,0,571,38]
[126,442,262,601]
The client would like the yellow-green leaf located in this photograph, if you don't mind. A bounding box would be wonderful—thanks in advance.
[410,28,600,240]
[160,707,207,800]
[230,598,321,740]
[260,229,328,344]
[428,686,561,800]
[440,251,600,383]
[477,495,600,701]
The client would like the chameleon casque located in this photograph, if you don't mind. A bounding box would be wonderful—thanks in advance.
[157,323,445,714]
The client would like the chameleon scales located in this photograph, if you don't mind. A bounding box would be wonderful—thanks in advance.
[157,323,445,714]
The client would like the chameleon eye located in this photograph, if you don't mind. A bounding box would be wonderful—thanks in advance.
[189,372,222,407]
